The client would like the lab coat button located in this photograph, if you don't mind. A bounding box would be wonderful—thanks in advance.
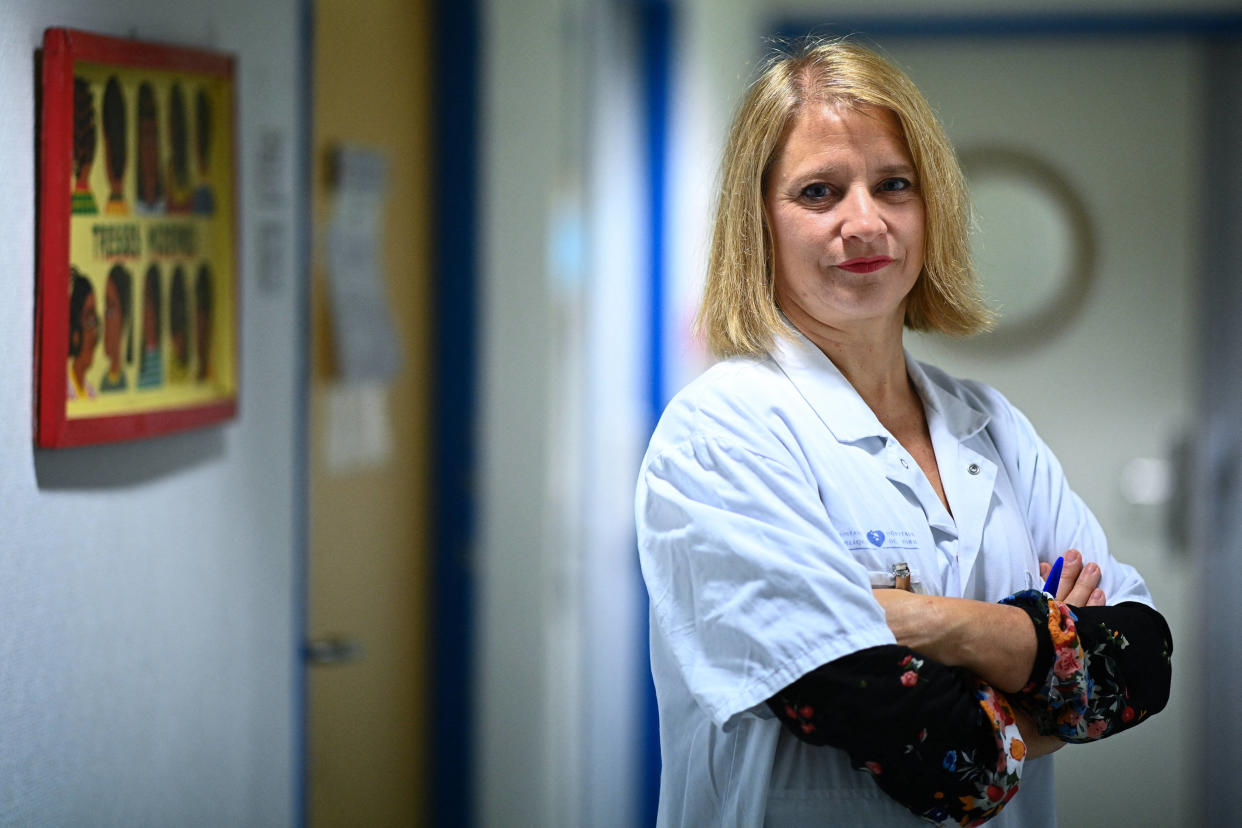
[967,463,980,475]
[900,458,909,469]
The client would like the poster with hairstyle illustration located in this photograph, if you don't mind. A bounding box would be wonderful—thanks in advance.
[36,28,237,447]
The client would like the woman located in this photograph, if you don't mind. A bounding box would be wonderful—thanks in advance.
[72,76,98,215]
[635,40,1171,827]
[67,268,99,399]
[194,263,214,381]
[192,88,216,215]
[136,82,165,215]
[101,264,134,392]
[137,264,163,389]
[102,76,127,215]
[167,83,192,214]
[168,265,189,383]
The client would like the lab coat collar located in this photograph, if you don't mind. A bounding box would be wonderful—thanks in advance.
[769,328,993,445]
[905,356,992,443]
[769,328,887,444]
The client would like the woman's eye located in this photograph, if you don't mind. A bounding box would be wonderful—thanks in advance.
[880,177,913,192]
[800,183,831,200]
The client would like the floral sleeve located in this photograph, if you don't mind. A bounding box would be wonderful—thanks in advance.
[1000,590,1173,742]
[767,645,1027,826]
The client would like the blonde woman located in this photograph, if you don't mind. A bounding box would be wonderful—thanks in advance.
[636,39,1171,827]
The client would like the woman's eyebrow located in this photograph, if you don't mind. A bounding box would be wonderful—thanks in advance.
[874,162,916,177]
[785,161,916,180]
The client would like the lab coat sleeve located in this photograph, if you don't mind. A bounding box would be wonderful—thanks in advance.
[981,387,1154,607]
[637,431,896,729]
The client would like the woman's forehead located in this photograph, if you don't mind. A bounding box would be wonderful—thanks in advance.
[771,102,912,174]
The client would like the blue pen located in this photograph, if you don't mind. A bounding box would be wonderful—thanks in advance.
[1042,556,1064,595]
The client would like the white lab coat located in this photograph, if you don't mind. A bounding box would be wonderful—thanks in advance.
[635,330,1155,827]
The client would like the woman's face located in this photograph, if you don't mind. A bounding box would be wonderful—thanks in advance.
[764,102,925,341]
[104,279,122,363]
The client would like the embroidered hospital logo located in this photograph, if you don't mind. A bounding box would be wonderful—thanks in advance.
[866,530,885,547]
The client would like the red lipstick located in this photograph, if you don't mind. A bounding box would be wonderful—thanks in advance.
[836,256,893,274]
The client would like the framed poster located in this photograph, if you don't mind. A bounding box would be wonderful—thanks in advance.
[35,28,238,447]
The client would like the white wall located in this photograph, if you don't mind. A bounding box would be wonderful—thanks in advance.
[477,1,566,825]
[0,2,305,825]
[479,2,653,825]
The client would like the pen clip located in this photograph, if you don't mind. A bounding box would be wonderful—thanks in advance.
[892,561,911,592]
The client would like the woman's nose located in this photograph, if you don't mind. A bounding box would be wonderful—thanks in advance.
[840,188,885,241]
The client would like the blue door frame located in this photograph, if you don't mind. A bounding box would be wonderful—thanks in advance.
[430,0,481,825]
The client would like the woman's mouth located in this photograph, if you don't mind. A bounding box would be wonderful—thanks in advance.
[836,256,893,274]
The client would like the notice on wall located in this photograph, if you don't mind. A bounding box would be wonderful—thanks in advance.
[321,145,401,472]
[324,381,393,474]
[323,145,402,383]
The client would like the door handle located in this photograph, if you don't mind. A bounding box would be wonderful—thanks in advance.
[305,635,365,665]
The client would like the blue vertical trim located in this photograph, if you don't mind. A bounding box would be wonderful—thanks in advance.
[293,0,314,824]
[641,1,670,427]
[638,1,672,824]
[431,0,479,826]
[771,11,1242,40]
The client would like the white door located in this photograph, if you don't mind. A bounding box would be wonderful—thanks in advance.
[890,36,1198,826]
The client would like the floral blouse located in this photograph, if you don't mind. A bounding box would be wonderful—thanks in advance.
[768,591,1172,826]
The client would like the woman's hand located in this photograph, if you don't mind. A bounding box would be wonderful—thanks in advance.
[1040,549,1107,606]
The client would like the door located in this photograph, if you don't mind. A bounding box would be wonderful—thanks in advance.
[308,0,432,824]
[889,35,1198,826]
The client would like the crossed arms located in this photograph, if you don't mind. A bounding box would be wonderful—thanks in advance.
[767,550,1173,825]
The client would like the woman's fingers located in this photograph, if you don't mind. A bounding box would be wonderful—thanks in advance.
[1043,549,1107,606]
[1052,550,1080,602]
[1064,560,1102,606]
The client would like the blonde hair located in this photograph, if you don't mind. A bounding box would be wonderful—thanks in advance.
[698,38,992,357]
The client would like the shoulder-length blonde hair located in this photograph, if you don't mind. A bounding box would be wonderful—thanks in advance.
[698,38,992,357]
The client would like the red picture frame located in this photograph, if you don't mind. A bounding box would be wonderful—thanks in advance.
[36,28,239,447]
